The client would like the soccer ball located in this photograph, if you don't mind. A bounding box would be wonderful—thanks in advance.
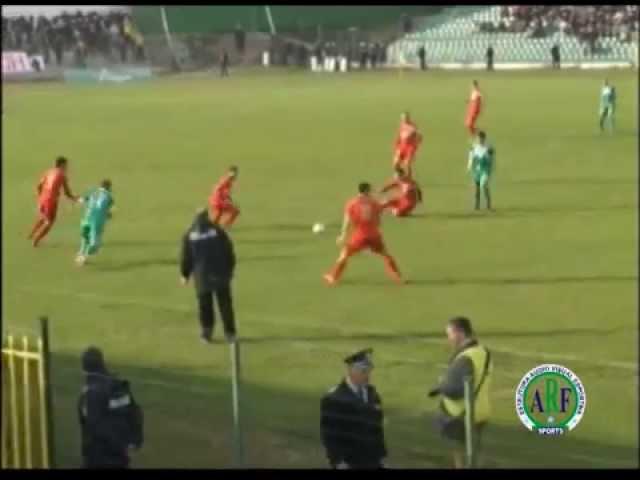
[312,222,325,234]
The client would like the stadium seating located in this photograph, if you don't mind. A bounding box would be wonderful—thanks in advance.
[390,6,637,65]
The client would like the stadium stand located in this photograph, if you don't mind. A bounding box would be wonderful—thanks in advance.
[389,6,639,66]
[2,11,144,68]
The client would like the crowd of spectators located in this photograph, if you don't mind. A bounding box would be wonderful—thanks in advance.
[477,6,638,49]
[2,10,145,68]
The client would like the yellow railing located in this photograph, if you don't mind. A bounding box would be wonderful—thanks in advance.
[1,318,55,469]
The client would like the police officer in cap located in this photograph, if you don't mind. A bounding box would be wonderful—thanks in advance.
[320,349,387,469]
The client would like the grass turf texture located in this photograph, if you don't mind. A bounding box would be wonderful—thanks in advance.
[2,68,638,468]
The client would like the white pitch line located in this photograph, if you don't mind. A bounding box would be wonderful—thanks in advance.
[14,286,639,372]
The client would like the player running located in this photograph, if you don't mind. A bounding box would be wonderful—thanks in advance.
[75,179,115,266]
[323,182,403,286]
[468,131,495,211]
[465,80,483,137]
[28,156,79,247]
[381,167,423,217]
[209,166,240,229]
[599,78,616,133]
[393,112,422,178]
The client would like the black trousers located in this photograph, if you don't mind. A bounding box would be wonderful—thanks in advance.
[83,455,129,469]
[330,461,383,469]
[197,284,236,336]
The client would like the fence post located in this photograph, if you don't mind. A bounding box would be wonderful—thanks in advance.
[23,336,33,469]
[230,339,244,468]
[463,375,475,469]
[40,317,56,468]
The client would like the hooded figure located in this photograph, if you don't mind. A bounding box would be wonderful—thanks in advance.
[78,347,139,469]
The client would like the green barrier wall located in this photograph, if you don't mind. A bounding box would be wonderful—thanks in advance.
[64,67,153,84]
[132,6,442,35]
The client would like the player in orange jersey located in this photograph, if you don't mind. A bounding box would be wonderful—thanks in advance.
[209,166,240,229]
[381,167,423,217]
[28,156,79,247]
[393,112,423,178]
[465,80,483,137]
[324,182,403,286]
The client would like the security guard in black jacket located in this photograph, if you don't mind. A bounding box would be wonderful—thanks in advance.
[320,349,387,469]
[180,208,237,343]
[78,347,140,469]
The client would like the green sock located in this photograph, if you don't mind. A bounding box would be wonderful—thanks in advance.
[484,185,492,210]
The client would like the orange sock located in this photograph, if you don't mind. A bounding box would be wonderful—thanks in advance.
[383,255,402,282]
[211,208,223,224]
[329,259,348,281]
[33,222,53,247]
[224,209,240,228]
[29,218,45,239]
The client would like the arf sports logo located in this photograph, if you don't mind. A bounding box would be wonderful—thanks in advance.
[515,364,586,436]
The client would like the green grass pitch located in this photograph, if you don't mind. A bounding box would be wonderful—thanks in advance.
[2,68,638,468]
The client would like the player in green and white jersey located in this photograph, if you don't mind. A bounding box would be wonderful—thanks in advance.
[599,78,616,133]
[76,179,114,266]
[467,130,495,211]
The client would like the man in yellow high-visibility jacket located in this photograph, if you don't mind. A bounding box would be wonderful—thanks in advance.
[428,316,492,468]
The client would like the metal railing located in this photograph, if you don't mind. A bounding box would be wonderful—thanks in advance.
[1,317,55,469]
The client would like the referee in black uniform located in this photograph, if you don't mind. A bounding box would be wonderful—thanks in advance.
[180,208,237,343]
[320,349,387,469]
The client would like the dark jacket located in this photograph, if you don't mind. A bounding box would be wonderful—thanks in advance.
[486,47,494,61]
[78,371,131,468]
[180,210,236,293]
[320,380,387,468]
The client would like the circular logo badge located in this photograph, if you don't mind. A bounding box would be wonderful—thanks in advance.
[515,364,586,436]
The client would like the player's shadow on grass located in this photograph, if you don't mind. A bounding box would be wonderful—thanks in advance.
[107,239,180,248]
[238,221,342,233]
[405,274,637,287]
[241,324,623,345]
[495,203,636,216]
[93,258,177,272]
[241,253,301,262]
[507,177,638,187]
[426,203,636,220]
[241,331,444,345]
[47,351,639,469]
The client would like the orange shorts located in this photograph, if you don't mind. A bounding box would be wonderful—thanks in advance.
[394,143,418,164]
[346,233,386,256]
[210,200,238,214]
[38,199,58,222]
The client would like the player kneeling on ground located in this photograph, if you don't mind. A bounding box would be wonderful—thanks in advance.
[76,179,115,266]
[381,167,422,217]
